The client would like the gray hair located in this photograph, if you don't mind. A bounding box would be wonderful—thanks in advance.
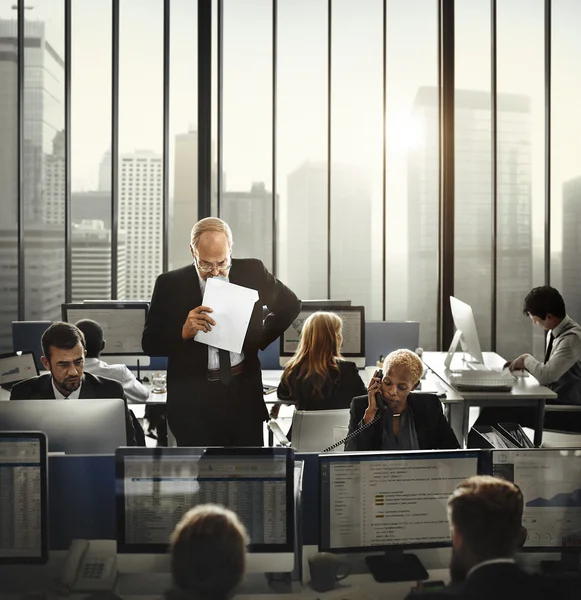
[190,217,233,251]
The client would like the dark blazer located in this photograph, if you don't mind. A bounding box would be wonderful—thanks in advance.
[406,562,577,600]
[345,392,459,451]
[142,259,301,425]
[277,360,366,411]
[10,371,138,446]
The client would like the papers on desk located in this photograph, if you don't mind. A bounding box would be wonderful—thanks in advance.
[194,277,259,354]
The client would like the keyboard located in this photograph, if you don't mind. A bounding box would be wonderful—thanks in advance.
[448,371,516,392]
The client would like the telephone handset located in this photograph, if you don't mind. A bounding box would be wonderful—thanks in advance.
[59,539,118,593]
[323,369,386,452]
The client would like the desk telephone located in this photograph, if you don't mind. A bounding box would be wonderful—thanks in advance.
[59,539,118,593]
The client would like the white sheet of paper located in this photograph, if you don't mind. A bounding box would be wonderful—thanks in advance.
[194,277,259,354]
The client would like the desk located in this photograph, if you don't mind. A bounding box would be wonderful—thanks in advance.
[423,351,557,447]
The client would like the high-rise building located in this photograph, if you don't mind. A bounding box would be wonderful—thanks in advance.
[44,129,65,225]
[562,175,581,322]
[118,150,163,300]
[71,220,127,302]
[407,87,532,354]
[221,182,274,271]
[72,190,111,227]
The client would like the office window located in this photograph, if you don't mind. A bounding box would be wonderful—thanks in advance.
[0,0,19,351]
[496,0,545,359]
[221,0,273,271]
[454,0,492,350]
[551,0,581,324]
[385,0,439,349]
[330,0,383,319]
[118,0,163,301]
[276,0,327,297]
[23,0,66,323]
[70,0,112,303]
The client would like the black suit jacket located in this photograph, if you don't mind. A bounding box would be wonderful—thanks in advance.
[406,563,577,600]
[10,371,138,445]
[346,392,459,451]
[142,259,300,424]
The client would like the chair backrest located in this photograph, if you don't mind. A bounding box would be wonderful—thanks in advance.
[291,409,350,452]
[258,339,281,370]
[365,321,420,366]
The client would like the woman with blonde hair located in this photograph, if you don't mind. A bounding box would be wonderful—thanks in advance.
[275,311,366,412]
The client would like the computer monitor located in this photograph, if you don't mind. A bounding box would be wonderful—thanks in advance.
[0,399,127,454]
[445,296,484,368]
[491,448,581,572]
[0,351,39,390]
[319,449,481,582]
[115,447,295,573]
[12,321,52,372]
[0,432,48,564]
[280,305,365,368]
[62,302,149,367]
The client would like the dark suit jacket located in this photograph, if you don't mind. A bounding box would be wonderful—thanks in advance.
[277,360,367,411]
[142,259,301,424]
[10,371,138,446]
[345,392,459,451]
[406,562,577,600]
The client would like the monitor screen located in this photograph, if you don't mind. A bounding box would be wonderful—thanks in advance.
[115,447,295,557]
[492,449,581,549]
[449,296,484,365]
[319,450,481,552]
[0,432,48,564]
[281,305,365,358]
[0,352,38,386]
[62,302,148,355]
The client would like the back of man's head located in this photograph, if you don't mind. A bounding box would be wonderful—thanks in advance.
[41,322,86,362]
[448,475,524,564]
[523,286,566,320]
[75,319,104,358]
[169,504,248,600]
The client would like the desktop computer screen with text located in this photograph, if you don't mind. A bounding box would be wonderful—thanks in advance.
[0,433,47,563]
[319,451,480,552]
[116,448,294,554]
[492,449,581,549]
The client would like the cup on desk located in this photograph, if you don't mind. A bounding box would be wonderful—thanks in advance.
[151,372,167,394]
[308,552,351,592]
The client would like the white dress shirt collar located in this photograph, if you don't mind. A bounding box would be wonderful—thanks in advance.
[51,376,82,399]
[551,315,571,339]
[467,557,516,579]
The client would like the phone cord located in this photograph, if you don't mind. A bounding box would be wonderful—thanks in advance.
[322,410,382,453]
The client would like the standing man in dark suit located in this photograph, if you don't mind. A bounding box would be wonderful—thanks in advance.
[406,476,575,600]
[142,217,300,447]
[10,322,138,445]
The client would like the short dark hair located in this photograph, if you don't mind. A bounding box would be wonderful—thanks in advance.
[170,504,247,600]
[523,286,566,320]
[41,322,86,361]
[75,319,104,358]
[448,476,523,562]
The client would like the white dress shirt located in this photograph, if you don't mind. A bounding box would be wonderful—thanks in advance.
[196,270,245,370]
[51,378,82,400]
[467,557,516,579]
[524,315,581,385]
[83,357,149,403]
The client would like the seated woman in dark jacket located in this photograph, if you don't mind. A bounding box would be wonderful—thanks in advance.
[274,311,366,415]
[346,349,459,451]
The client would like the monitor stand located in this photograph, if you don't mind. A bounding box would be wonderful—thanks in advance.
[365,551,428,583]
[541,551,581,575]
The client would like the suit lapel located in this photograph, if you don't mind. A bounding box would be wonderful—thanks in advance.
[79,373,95,399]
[40,374,56,399]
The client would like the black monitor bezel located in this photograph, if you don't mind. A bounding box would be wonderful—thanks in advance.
[61,302,149,356]
[0,431,48,564]
[318,449,484,553]
[280,304,366,359]
[115,446,295,555]
[490,447,581,554]
[0,350,40,383]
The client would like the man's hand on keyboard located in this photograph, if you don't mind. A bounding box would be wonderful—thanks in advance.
[508,354,528,372]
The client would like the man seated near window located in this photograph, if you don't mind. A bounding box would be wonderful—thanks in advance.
[10,321,138,445]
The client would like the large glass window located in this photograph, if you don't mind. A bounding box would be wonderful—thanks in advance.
[497,0,545,359]
[0,0,19,351]
[552,0,581,324]
[454,0,492,350]
[221,0,273,270]
[23,0,66,323]
[385,0,439,348]
[276,0,328,297]
[71,0,113,301]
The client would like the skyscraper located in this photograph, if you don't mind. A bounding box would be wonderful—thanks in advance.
[562,175,581,322]
[44,129,65,225]
[408,87,532,354]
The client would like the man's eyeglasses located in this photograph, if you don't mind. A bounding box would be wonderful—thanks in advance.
[195,258,232,273]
